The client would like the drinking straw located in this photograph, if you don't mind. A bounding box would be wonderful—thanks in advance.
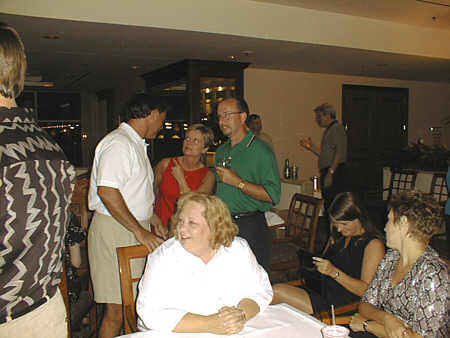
[331,304,335,326]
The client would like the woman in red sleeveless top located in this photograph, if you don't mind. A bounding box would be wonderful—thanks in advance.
[154,124,215,228]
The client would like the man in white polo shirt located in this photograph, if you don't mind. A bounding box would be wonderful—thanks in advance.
[88,94,168,338]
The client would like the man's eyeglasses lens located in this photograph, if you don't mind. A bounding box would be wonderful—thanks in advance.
[218,112,242,120]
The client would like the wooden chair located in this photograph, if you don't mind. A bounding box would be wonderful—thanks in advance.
[429,172,448,206]
[313,302,359,324]
[384,168,417,201]
[270,193,324,281]
[367,168,417,229]
[117,245,150,334]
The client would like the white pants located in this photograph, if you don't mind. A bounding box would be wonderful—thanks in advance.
[0,288,67,338]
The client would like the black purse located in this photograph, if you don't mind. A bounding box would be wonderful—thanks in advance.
[297,248,325,295]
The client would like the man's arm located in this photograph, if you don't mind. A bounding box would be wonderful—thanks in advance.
[215,167,273,203]
[299,137,320,157]
[98,186,163,251]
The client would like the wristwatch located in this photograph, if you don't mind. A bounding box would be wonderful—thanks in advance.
[363,320,369,332]
[333,270,340,279]
[328,168,335,174]
[238,181,246,190]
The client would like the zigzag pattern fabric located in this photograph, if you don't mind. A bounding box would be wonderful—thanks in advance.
[0,106,75,324]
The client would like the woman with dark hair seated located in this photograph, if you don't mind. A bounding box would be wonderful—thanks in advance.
[272,192,385,314]
[136,192,272,335]
[350,191,448,337]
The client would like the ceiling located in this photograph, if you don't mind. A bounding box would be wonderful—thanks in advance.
[1,0,450,91]
[255,0,450,30]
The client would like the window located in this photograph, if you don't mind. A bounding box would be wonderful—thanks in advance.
[16,90,82,166]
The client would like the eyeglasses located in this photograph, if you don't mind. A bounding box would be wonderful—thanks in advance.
[217,111,242,120]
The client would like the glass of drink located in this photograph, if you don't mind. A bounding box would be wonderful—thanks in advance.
[216,156,232,169]
[321,325,350,338]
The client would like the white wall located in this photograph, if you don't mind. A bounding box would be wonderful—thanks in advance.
[244,68,450,180]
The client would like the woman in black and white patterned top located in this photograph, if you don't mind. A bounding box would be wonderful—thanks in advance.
[350,191,448,338]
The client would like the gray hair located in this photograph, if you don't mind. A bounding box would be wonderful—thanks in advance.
[314,103,336,119]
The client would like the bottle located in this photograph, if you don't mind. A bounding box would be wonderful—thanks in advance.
[284,159,291,179]
[292,164,298,180]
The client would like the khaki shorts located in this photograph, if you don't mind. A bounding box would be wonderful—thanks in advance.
[0,288,67,338]
[88,212,149,304]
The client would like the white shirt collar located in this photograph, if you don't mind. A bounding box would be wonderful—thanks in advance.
[119,122,147,145]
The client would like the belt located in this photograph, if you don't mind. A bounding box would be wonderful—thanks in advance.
[231,211,263,220]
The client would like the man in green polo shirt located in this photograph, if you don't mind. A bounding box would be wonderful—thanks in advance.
[215,97,281,271]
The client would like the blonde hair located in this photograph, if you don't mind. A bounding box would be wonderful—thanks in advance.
[172,192,238,250]
[186,123,214,149]
[0,24,27,99]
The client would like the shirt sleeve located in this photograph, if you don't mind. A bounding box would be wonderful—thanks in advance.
[95,138,133,190]
[329,124,347,154]
[412,260,449,337]
[235,238,273,312]
[257,145,281,206]
[136,244,188,332]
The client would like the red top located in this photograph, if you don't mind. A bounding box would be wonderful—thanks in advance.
[155,158,210,227]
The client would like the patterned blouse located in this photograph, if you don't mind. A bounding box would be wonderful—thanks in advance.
[362,246,448,337]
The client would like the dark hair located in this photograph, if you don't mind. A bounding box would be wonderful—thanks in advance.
[221,97,249,116]
[328,192,382,239]
[120,93,169,122]
[388,190,443,243]
[313,103,336,119]
[246,113,260,126]
[235,97,250,115]
[0,23,27,99]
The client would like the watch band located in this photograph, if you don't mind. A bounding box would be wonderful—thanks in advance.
[363,320,369,332]
[333,270,340,279]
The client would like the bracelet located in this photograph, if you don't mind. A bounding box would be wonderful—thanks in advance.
[239,308,247,321]
[363,320,369,332]
[332,269,340,279]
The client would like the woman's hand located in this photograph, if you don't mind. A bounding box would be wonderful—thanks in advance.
[384,313,411,338]
[208,306,246,335]
[313,257,337,277]
[350,313,367,332]
[171,162,186,185]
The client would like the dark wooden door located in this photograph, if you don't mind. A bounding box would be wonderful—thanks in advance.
[342,85,408,199]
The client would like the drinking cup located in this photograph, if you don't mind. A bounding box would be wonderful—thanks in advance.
[321,325,350,338]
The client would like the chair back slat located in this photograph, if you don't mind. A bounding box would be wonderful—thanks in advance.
[117,245,150,334]
[429,172,448,205]
[270,193,324,280]
[287,193,324,253]
[387,169,417,201]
